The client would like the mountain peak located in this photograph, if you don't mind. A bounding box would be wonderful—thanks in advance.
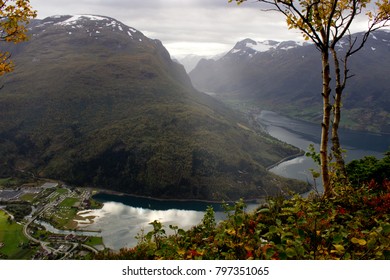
[228,38,306,57]
[32,14,145,43]
[54,14,112,23]
[53,14,126,29]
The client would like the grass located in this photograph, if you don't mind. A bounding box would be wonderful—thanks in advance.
[47,188,69,203]
[0,210,33,259]
[49,207,78,230]
[0,178,11,186]
[85,236,104,247]
[41,196,80,230]
[59,197,79,208]
[56,188,69,195]
[89,197,103,209]
[50,197,82,229]
[20,192,38,202]
[0,177,19,188]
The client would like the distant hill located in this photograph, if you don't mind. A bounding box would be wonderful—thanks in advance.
[189,31,390,133]
[175,53,226,73]
[0,15,307,201]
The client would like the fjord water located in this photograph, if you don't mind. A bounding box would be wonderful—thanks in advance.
[80,110,389,250]
[82,194,258,250]
[257,110,389,192]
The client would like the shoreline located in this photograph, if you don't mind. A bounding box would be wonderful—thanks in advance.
[91,149,307,205]
[266,151,305,171]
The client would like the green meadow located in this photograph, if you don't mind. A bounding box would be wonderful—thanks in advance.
[0,210,34,259]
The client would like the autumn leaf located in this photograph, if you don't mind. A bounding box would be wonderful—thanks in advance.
[332,244,345,253]
[351,237,367,246]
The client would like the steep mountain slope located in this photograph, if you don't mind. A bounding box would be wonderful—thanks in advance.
[190,31,390,133]
[0,15,307,201]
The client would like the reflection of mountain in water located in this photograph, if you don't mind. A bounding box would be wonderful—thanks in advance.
[83,193,259,250]
[79,201,222,250]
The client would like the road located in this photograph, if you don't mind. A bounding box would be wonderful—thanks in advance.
[21,189,99,258]
[23,203,56,254]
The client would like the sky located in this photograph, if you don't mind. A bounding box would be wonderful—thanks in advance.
[30,0,375,57]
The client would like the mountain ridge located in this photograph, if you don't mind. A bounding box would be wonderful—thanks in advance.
[0,15,308,201]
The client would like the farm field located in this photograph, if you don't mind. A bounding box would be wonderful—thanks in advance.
[0,210,35,259]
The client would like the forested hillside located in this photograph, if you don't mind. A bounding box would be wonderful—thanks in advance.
[0,15,308,201]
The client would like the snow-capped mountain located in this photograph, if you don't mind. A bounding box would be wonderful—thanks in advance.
[227,38,307,58]
[31,14,145,42]
[189,31,390,133]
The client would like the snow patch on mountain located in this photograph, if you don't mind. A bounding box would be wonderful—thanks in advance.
[245,40,279,52]
[229,38,306,57]
[55,14,109,26]
[36,14,143,42]
[52,14,137,35]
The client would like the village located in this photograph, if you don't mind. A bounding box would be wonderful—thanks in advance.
[0,178,105,259]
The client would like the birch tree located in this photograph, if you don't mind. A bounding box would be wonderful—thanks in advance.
[230,0,390,197]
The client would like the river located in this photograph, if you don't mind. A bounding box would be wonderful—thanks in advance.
[77,110,389,250]
[257,110,389,192]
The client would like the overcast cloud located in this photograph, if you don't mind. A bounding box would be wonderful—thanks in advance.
[30,0,374,56]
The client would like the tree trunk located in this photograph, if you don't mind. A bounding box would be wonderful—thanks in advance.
[320,50,332,197]
[331,89,346,169]
[330,48,347,181]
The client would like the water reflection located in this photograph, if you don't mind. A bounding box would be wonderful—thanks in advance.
[80,200,252,251]
[92,193,227,211]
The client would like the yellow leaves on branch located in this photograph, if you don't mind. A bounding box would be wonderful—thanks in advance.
[0,0,37,76]
[0,52,13,75]
[366,0,390,21]
[376,0,390,20]
[228,0,246,4]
